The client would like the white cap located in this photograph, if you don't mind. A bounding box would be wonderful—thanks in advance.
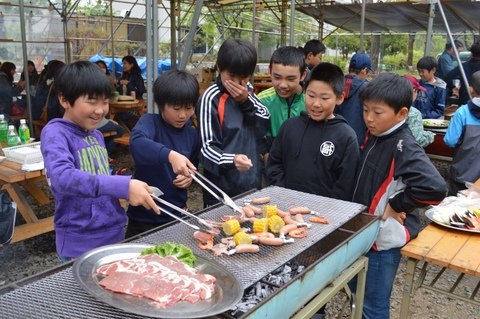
[8,125,14,129]
[0,114,4,120]
[20,119,26,124]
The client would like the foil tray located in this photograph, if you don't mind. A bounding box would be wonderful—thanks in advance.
[72,243,243,318]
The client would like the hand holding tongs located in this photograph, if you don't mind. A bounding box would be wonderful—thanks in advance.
[150,186,216,233]
[190,171,243,214]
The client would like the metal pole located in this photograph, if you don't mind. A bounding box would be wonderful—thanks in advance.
[424,1,435,56]
[360,0,366,53]
[436,0,471,100]
[110,0,115,77]
[289,0,295,46]
[19,0,33,132]
[179,0,205,70]
[170,0,177,71]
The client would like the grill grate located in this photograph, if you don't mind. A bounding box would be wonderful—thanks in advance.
[0,186,367,319]
[135,186,366,289]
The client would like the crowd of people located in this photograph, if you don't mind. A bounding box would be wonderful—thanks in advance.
[2,36,477,318]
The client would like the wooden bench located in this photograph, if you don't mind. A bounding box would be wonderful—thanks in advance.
[113,133,130,146]
[102,130,117,138]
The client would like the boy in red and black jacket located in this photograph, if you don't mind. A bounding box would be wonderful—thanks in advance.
[352,73,447,319]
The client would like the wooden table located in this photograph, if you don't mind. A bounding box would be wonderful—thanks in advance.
[108,99,145,132]
[400,223,480,318]
[0,159,52,243]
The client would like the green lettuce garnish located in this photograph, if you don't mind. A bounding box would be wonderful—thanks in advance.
[140,242,196,267]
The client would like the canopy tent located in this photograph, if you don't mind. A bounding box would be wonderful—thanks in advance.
[295,0,480,35]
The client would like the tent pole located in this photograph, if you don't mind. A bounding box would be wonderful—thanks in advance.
[19,0,33,132]
[424,1,435,56]
[436,0,471,100]
[179,0,204,71]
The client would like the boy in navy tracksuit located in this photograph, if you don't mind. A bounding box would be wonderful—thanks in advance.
[352,73,447,318]
[414,56,447,119]
[126,70,200,237]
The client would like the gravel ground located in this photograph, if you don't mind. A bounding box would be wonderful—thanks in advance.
[1,149,479,318]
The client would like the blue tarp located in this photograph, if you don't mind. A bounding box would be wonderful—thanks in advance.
[89,54,173,79]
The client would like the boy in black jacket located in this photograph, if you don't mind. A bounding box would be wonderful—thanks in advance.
[267,62,359,201]
[352,73,447,319]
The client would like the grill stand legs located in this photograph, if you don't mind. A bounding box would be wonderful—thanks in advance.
[291,256,368,319]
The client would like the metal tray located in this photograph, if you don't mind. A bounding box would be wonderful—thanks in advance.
[72,243,243,318]
[425,208,480,234]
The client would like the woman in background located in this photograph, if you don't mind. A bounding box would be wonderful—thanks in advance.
[0,62,23,119]
[34,60,65,121]
[95,60,117,93]
[116,56,145,129]
[117,55,145,99]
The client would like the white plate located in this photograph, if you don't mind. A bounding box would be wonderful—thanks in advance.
[72,243,243,318]
[422,119,450,128]
[425,208,480,234]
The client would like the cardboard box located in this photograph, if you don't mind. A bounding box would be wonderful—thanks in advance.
[190,67,215,83]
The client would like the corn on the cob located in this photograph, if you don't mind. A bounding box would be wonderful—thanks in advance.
[268,215,285,233]
[253,218,269,233]
[223,219,241,236]
[262,205,278,218]
[233,231,253,245]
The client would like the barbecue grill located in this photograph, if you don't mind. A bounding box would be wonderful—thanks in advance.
[0,186,380,319]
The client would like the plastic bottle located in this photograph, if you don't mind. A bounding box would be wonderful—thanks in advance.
[7,125,20,147]
[0,114,8,143]
[19,119,31,144]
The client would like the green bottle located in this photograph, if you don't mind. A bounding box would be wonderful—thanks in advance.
[7,125,20,147]
[19,119,31,144]
[0,114,7,143]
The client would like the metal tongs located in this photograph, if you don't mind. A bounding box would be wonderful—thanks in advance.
[190,171,243,214]
[150,186,216,233]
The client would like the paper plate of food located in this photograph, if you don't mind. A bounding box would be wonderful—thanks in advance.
[422,119,450,129]
[73,243,243,318]
[425,197,480,233]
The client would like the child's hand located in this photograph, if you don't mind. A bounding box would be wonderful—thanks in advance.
[234,154,253,172]
[224,79,248,102]
[382,203,406,225]
[168,151,197,178]
[128,179,160,214]
[172,174,193,189]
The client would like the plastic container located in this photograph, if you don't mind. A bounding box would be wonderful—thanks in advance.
[0,114,7,143]
[7,125,20,147]
[19,119,31,144]
[3,142,43,164]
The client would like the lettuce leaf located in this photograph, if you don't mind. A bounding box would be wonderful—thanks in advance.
[140,242,196,267]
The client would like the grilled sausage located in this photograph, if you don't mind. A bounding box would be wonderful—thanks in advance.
[282,213,297,225]
[242,205,256,218]
[256,237,285,246]
[233,244,260,254]
[295,214,305,223]
[289,206,311,214]
[247,204,263,215]
[276,209,290,218]
[251,232,275,238]
[279,224,299,236]
[251,196,271,205]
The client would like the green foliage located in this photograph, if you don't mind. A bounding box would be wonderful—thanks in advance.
[382,34,409,55]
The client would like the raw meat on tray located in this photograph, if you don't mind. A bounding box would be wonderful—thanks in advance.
[97,254,216,307]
